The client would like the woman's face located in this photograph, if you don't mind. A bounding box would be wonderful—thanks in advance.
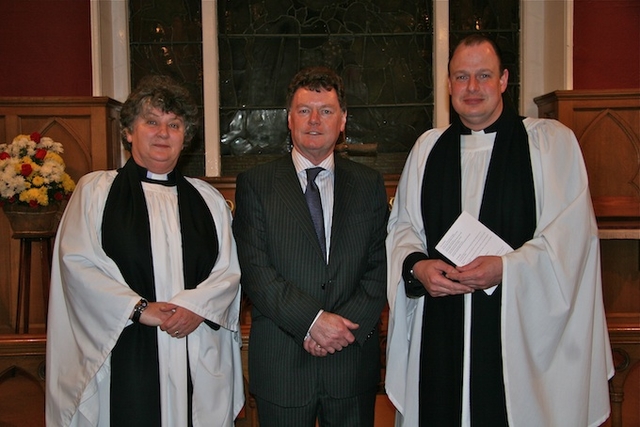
[126,105,185,174]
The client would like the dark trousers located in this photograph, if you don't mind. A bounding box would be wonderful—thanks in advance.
[254,389,377,427]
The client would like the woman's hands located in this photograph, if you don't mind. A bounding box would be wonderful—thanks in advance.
[138,302,204,339]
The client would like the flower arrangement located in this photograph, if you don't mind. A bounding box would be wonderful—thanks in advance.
[0,132,76,208]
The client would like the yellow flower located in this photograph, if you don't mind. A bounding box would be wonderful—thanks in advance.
[62,174,76,192]
[32,176,45,187]
[45,152,64,165]
[19,187,50,206]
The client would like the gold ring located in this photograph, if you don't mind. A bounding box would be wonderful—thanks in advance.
[316,344,321,349]
[174,331,180,336]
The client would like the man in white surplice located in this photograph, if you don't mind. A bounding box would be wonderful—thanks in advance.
[385,35,613,427]
[46,76,244,427]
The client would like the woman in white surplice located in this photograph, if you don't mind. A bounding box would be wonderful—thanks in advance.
[46,75,244,427]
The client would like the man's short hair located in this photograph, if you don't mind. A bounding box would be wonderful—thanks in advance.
[286,66,347,112]
[448,34,505,75]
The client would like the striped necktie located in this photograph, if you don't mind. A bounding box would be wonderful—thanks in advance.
[305,167,326,259]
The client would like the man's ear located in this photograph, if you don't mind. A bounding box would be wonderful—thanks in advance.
[500,69,509,93]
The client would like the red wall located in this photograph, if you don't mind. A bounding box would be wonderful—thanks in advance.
[0,0,92,96]
[573,0,640,89]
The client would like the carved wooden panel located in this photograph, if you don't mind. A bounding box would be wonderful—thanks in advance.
[0,97,122,334]
[535,89,640,226]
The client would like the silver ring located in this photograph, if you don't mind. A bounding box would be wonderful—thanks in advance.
[316,344,321,349]
[174,331,180,336]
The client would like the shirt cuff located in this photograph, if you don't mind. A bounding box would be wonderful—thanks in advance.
[403,252,430,298]
[304,309,324,340]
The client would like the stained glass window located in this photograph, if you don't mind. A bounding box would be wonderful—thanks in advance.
[218,1,433,175]
[129,0,205,176]
[449,0,520,109]
[128,0,519,177]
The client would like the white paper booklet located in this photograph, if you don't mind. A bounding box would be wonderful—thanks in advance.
[435,210,513,295]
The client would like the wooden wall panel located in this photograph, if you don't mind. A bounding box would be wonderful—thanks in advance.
[535,89,640,224]
[0,97,121,334]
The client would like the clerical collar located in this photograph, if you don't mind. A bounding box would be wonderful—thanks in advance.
[147,171,168,180]
[135,163,177,186]
[459,110,503,135]
[460,122,499,135]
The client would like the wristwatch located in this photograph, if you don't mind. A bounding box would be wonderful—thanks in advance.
[132,298,148,323]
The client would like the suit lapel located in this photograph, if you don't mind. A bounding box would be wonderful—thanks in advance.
[274,156,325,258]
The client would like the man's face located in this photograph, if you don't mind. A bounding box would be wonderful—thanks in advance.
[127,106,185,174]
[448,41,508,130]
[288,87,346,165]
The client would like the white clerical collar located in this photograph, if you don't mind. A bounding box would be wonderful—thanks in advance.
[146,171,169,181]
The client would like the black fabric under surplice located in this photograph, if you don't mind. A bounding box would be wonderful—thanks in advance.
[418,105,536,426]
[101,158,219,427]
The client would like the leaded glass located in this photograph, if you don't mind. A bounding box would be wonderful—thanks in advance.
[127,0,522,176]
[449,0,520,109]
[129,0,205,176]
[219,0,434,175]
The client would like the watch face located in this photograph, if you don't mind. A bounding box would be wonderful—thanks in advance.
[136,298,148,312]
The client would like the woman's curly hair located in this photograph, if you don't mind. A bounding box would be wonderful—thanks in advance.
[120,75,199,150]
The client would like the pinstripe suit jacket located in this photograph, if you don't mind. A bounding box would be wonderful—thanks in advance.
[233,153,388,406]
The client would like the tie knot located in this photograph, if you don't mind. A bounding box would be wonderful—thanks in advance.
[306,167,324,183]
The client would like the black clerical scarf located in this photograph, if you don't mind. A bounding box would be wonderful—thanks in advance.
[418,106,536,426]
[101,158,219,427]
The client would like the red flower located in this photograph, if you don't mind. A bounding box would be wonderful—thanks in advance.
[53,192,64,201]
[0,152,9,160]
[35,148,47,160]
[20,163,33,177]
[28,200,39,208]
[30,132,41,143]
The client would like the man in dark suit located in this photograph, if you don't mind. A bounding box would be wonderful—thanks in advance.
[233,66,388,427]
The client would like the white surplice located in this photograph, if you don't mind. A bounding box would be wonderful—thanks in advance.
[385,118,614,427]
[46,171,244,427]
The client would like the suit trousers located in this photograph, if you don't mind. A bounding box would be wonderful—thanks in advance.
[254,388,377,427]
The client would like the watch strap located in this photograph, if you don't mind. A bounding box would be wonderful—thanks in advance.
[132,298,148,323]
